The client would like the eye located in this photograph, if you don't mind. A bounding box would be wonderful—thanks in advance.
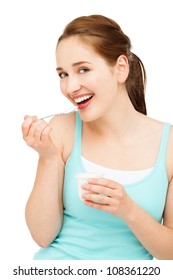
[58,72,68,79]
[79,68,89,74]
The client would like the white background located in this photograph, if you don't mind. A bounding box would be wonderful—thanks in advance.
[0,0,173,267]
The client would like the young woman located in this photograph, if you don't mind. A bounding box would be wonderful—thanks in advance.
[22,15,173,260]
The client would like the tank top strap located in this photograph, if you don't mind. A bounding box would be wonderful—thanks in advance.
[73,111,82,155]
[156,122,171,166]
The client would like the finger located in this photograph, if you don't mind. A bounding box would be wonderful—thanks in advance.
[22,116,37,138]
[82,183,114,197]
[82,192,111,205]
[41,125,52,141]
[24,115,37,120]
[33,121,49,141]
[84,200,116,215]
[88,177,120,190]
[28,118,47,137]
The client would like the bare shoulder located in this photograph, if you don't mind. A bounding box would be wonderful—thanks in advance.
[48,112,76,163]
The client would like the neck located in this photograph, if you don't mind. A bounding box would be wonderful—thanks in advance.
[84,94,144,140]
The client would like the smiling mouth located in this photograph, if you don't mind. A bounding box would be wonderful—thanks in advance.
[74,94,94,105]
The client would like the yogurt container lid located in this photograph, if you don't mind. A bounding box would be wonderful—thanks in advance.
[75,172,103,179]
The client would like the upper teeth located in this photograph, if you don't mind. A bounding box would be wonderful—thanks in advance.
[74,95,93,104]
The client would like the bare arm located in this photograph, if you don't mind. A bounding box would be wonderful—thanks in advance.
[123,179,173,259]
[22,116,65,247]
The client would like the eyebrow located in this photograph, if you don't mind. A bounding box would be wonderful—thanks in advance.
[56,61,91,71]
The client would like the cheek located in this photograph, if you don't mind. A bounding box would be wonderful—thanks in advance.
[89,75,112,96]
[85,74,101,91]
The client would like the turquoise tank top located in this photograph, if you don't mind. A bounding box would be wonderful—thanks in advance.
[34,112,170,260]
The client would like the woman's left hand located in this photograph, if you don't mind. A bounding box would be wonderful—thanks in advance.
[81,177,133,219]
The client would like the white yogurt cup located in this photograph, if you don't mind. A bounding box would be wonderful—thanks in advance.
[76,172,103,200]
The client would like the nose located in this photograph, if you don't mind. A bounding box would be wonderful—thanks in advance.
[65,75,81,95]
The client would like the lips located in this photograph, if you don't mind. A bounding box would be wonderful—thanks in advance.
[73,94,94,110]
[73,94,93,110]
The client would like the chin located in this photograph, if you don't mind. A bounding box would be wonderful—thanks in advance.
[78,109,101,123]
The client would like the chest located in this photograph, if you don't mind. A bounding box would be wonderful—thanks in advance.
[81,132,161,171]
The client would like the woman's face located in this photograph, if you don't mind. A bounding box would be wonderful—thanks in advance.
[56,36,122,121]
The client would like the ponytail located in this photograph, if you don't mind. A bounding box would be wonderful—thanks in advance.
[126,53,147,115]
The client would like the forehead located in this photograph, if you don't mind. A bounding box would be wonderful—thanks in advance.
[56,36,101,66]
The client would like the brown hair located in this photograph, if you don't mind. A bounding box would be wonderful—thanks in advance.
[57,15,147,115]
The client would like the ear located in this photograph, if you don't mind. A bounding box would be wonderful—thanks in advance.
[115,55,129,83]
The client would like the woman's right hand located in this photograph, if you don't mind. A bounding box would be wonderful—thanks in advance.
[22,115,59,158]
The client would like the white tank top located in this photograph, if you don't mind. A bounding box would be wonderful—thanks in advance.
[82,156,153,185]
